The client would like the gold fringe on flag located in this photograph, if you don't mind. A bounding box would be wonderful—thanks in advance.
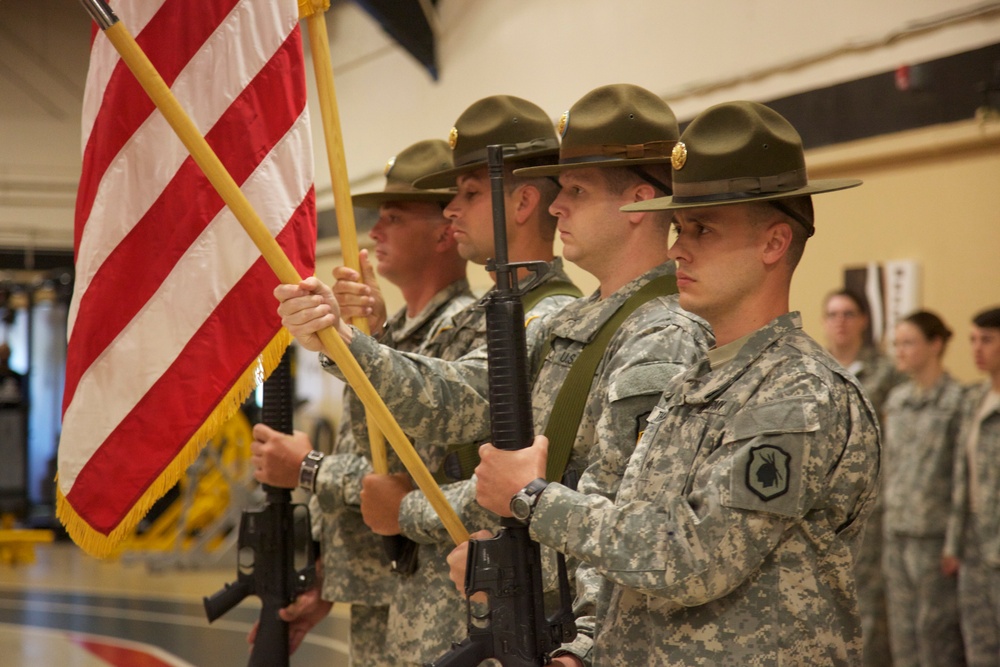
[55,330,292,559]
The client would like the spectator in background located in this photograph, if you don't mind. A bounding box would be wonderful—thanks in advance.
[823,288,905,667]
[823,289,905,412]
[944,306,1000,667]
[882,310,966,667]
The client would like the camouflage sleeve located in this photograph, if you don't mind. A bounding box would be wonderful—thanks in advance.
[308,492,323,541]
[397,477,500,545]
[554,629,594,667]
[532,382,854,606]
[320,329,492,447]
[578,304,710,480]
[312,452,373,514]
[944,400,975,558]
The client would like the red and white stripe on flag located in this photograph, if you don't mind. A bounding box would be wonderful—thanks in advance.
[57,0,316,557]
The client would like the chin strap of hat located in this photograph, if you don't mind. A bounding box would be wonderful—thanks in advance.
[628,166,672,197]
[770,198,815,238]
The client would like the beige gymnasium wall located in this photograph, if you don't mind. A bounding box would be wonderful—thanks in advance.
[796,118,1000,383]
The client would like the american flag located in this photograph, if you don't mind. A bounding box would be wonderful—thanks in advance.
[58,0,315,557]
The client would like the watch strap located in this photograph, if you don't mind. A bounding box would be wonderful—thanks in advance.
[298,449,325,493]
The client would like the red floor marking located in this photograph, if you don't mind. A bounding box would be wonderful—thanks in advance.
[71,636,179,667]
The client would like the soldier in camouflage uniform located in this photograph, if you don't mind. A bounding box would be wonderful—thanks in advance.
[944,306,1000,667]
[250,138,473,664]
[474,101,881,666]
[358,85,713,665]
[824,287,905,667]
[882,311,966,667]
[274,95,582,664]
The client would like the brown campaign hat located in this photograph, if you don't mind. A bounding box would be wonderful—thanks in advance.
[514,84,678,178]
[351,139,456,209]
[622,101,861,229]
[412,95,559,189]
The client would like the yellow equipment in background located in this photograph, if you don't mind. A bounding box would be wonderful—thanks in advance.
[120,409,257,569]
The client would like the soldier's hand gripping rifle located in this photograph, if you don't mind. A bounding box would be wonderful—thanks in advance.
[426,146,577,667]
[203,351,318,667]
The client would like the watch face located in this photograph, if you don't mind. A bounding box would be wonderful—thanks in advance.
[511,496,531,521]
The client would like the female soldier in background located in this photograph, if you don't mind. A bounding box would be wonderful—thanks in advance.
[882,311,966,667]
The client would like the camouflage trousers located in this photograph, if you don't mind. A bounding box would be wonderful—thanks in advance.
[857,507,894,667]
[386,541,468,666]
[349,604,392,666]
[958,525,1000,667]
[883,533,966,667]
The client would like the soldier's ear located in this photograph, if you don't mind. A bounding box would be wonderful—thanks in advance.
[761,220,793,267]
[631,181,658,203]
[511,183,540,225]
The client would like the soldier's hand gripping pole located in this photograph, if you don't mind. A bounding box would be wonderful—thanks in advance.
[426,146,576,666]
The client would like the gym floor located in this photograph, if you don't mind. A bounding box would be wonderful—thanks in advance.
[0,541,350,666]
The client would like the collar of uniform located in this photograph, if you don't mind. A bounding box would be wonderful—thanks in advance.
[897,371,952,409]
[546,262,676,344]
[851,345,886,378]
[389,278,473,344]
[680,311,804,405]
[706,330,752,370]
[980,389,1000,420]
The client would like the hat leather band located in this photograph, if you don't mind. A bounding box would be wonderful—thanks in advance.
[671,168,807,204]
[559,139,675,163]
[455,137,560,168]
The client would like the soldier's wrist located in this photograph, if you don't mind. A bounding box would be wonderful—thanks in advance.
[298,450,325,493]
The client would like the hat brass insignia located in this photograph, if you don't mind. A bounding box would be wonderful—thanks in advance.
[557,111,569,138]
[384,156,396,177]
[448,127,459,150]
[671,141,687,170]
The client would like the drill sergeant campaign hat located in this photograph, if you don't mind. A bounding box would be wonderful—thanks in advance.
[513,83,678,189]
[351,139,456,209]
[412,95,560,189]
[622,100,861,236]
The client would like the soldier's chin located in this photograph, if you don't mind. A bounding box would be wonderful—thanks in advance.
[676,292,700,315]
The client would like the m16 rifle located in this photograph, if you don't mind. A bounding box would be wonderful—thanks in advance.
[204,350,318,667]
[427,145,576,666]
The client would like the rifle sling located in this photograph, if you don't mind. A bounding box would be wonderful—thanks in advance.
[543,273,677,483]
[519,278,581,313]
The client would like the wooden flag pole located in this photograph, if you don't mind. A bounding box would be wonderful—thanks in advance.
[78,0,469,546]
[299,0,388,476]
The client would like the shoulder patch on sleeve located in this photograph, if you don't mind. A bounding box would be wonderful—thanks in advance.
[746,444,791,501]
[727,433,810,518]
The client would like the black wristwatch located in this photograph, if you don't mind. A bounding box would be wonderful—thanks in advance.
[298,450,325,493]
[510,478,549,523]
